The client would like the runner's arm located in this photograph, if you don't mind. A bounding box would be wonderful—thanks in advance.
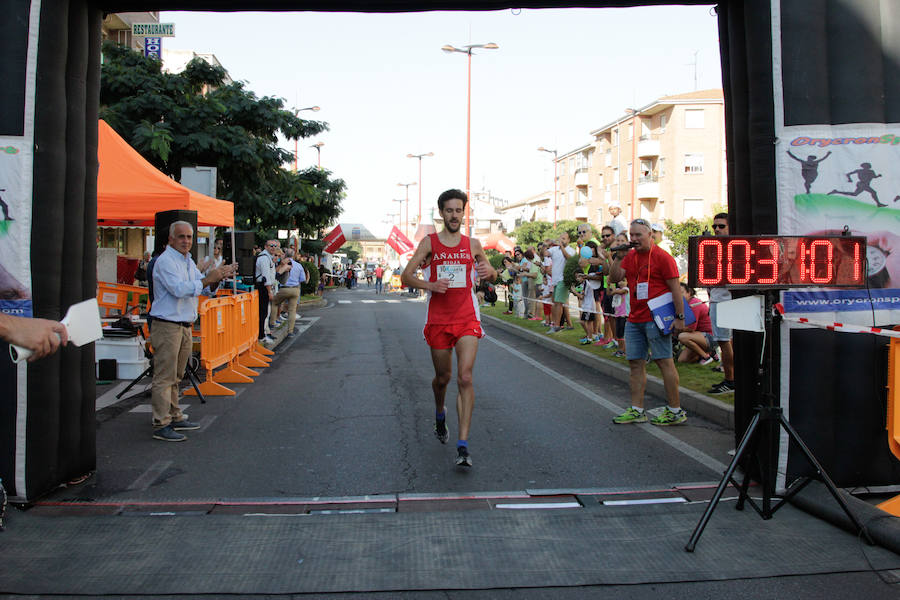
[470,238,497,283]
[401,236,440,291]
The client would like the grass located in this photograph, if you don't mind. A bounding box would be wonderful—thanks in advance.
[480,304,734,405]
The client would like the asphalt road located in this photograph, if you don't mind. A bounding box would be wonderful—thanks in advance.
[72,284,734,502]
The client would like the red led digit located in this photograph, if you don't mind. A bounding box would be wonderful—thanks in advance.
[809,239,834,284]
[756,239,779,284]
[726,240,751,284]
[798,241,807,281]
[853,241,862,283]
[698,239,722,285]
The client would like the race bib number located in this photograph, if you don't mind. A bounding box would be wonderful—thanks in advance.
[636,282,649,300]
[437,263,466,288]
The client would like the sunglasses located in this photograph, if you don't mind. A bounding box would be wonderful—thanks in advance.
[601,233,613,238]
[712,224,727,230]
[631,218,650,227]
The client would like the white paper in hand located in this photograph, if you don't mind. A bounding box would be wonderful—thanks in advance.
[9,298,102,363]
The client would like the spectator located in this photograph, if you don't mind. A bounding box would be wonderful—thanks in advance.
[499,256,516,314]
[270,248,305,337]
[134,251,151,287]
[575,240,603,344]
[512,247,533,319]
[606,202,628,235]
[198,238,224,275]
[521,249,544,320]
[511,274,524,318]
[255,240,278,344]
[374,263,384,294]
[546,231,576,333]
[609,232,632,357]
[596,226,617,345]
[707,213,735,394]
[148,221,236,441]
[608,218,687,426]
[676,282,717,364]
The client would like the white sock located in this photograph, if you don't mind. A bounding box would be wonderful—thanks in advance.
[632,406,644,413]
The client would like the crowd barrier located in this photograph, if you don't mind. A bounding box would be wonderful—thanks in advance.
[184,290,272,397]
[97,282,148,317]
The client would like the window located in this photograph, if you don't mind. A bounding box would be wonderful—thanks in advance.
[568,190,574,205]
[626,162,632,182]
[605,148,612,166]
[683,198,704,219]
[577,188,588,205]
[684,109,705,129]
[659,157,666,177]
[604,189,611,204]
[612,129,619,145]
[684,153,704,174]
[613,168,619,185]
[659,114,667,131]
[627,123,633,140]
[559,160,566,176]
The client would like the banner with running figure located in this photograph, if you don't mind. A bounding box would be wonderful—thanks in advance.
[777,124,900,325]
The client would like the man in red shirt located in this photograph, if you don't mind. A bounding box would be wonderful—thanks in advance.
[402,189,496,467]
[607,218,687,425]
[374,264,384,294]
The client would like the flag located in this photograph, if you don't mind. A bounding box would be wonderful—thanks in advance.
[322,225,345,254]
[386,226,415,255]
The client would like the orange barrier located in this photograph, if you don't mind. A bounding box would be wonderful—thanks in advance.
[249,290,275,358]
[97,282,148,317]
[878,337,900,516]
[184,290,276,397]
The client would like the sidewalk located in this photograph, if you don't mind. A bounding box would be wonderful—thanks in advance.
[482,312,735,429]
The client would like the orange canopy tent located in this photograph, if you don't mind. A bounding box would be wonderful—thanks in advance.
[476,231,516,253]
[96,120,234,227]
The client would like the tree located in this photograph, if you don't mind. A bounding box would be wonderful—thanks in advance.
[510,220,596,247]
[663,217,712,259]
[99,41,345,234]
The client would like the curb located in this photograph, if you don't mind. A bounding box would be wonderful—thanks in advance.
[482,314,734,430]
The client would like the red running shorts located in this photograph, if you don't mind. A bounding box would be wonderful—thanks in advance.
[424,321,485,349]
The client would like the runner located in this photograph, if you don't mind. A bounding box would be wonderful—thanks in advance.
[401,189,497,467]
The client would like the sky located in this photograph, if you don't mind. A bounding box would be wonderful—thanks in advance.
[160,6,722,235]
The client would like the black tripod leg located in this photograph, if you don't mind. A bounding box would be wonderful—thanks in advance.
[779,417,875,545]
[685,412,762,552]
[185,366,206,404]
[116,366,152,399]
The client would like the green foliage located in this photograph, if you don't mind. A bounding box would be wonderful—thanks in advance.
[562,253,583,290]
[300,261,319,295]
[663,217,712,259]
[511,220,596,247]
[300,238,324,257]
[510,221,555,247]
[100,41,345,234]
[341,241,361,264]
[487,251,505,272]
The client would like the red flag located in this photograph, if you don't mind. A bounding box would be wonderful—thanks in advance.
[322,225,345,254]
[386,226,415,255]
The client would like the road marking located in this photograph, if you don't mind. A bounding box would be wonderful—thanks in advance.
[484,336,729,475]
[361,300,376,304]
[385,300,400,303]
[130,403,192,414]
[197,415,217,431]
[128,460,172,491]
[495,502,582,510]
[337,300,351,304]
[602,497,688,506]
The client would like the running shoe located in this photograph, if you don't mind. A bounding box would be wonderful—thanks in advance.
[650,407,688,426]
[545,327,560,334]
[455,446,472,467]
[434,417,449,444]
[579,337,591,345]
[613,407,647,424]
[602,340,617,349]
[708,380,735,394]
[699,355,716,366]
[711,365,724,372]
[613,350,626,358]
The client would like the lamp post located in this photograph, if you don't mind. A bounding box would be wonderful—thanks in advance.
[310,142,324,169]
[537,146,558,225]
[292,106,320,171]
[407,152,434,226]
[442,41,499,236]
[397,182,416,237]
[625,108,639,220]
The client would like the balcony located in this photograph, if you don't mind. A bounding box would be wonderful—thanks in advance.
[637,175,659,199]
[574,205,588,219]
[574,169,590,187]
[637,137,660,157]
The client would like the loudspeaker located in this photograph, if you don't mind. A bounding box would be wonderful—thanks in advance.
[223,231,255,263]
[97,359,117,381]
[154,210,199,263]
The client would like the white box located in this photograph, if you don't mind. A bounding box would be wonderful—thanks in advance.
[95,337,146,362]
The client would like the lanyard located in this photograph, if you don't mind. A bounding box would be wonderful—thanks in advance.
[643,244,653,284]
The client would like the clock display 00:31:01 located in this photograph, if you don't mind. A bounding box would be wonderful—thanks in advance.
[687,236,867,288]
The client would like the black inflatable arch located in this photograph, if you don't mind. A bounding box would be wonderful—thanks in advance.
[4,0,897,500]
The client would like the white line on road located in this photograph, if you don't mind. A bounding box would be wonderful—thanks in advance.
[337,300,351,304]
[483,336,729,475]
[361,300,376,304]
[385,300,400,303]
[128,460,172,491]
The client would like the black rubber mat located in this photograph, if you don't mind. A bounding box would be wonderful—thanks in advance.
[2,501,898,595]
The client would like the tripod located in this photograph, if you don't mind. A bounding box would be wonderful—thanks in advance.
[685,291,873,551]
[115,325,206,404]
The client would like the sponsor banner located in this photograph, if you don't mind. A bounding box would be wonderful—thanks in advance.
[386,225,414,255]
[322,225,345,254]
[776,123,900,323]
[0,138,32,315]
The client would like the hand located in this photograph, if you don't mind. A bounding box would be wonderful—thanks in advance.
[431,279,450,294]
[474,260,493,280]
[267,289,274,300]
[672,317,685,334]
[575,273,585,281]
[6,316,68,361]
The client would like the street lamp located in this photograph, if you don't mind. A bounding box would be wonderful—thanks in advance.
[442,41,499,236]
[407,152,434,226]
[625,108,639,220]
[397,182,416,237]
[310,142,324,168]
[538,146,558,225]
[293,106,320,172]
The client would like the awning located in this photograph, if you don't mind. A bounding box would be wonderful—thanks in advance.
[96,120,234,227]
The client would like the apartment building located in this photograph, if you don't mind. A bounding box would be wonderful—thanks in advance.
[555,89,726,227]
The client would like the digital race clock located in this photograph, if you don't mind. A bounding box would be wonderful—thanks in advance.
[687,235,867,289]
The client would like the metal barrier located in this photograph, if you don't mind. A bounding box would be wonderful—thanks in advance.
[185,296,242,396]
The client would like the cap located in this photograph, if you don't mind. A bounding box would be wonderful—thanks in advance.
[651,223,664,232]
[608,201,621,209]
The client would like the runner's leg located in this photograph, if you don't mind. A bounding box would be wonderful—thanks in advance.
[454,336,479,442]
[430,347,453,416]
